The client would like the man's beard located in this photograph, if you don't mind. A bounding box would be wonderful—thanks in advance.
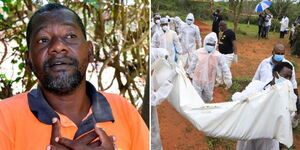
[30,57,85,95]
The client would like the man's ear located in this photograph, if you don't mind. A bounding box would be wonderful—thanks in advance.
[25,51,32,72]
[87,41,94,62]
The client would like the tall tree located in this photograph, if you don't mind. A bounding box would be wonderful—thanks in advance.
[270,0,295,19]
[229,0,244,32]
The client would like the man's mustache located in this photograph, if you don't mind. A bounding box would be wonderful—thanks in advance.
[43,57,79,69]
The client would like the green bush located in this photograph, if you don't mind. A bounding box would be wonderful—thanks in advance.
[239,15,259,25]
[270,19,281,33]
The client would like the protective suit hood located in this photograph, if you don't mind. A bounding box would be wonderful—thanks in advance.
[186,13,195,23]
[204,32,218,51]
[160,18,168,24]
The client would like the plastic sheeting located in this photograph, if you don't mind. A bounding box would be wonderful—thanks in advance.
[152,58,296,148]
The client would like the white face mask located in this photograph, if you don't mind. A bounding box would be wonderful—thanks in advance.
[186,20,193,25]
[155,19,160,24]
[162,26,169,31]
[275,72,286,84]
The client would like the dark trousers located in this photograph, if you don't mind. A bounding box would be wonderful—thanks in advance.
[280,31,285,38]
[212,26,219,39]
[258,25,263,37]
[260,26,270,38]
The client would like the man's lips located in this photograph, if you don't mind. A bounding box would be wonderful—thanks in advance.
[46,58,75,71]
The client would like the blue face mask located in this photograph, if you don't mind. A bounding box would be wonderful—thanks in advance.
[273,54,284,62]
[186,20,193,25]
[205,45,215,53]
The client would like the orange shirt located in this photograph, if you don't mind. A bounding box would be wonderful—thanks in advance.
[0,82,149,150]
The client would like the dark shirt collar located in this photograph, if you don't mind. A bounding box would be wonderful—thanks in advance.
[27,81,114,139]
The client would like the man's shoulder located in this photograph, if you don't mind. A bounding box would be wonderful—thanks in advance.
[0,93,29,114]
[283,58,293,66]
[99,92,134,108]
[260,56,272,64]
[99,92,140,118]
[225,29,235,34]
[0,93,28,106]
[192,24,199,29]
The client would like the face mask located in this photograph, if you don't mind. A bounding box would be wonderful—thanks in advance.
[273,54,284,62]
[155,20,160,24]
[186,20,193,25]
[162,26,169,31]
[205,45,215,53]
[275,72,286,84]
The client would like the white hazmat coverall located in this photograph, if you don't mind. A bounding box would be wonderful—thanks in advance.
[187,32,232,102]
[179,13,202,69]
[152,26,182,63]
[151,47,177,150]
[173,16,185,34]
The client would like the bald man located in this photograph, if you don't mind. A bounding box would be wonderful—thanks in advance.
[253,44,298,98]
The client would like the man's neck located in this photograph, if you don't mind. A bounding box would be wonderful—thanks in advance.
[40,80,91,126]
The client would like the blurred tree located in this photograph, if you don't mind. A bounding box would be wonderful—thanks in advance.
[269,0,295,19]
[0,0,149,122]
[242,0,259,25]
[229,0,244,32]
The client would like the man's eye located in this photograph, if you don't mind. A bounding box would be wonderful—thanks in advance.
[37,38,48,44]
[66,34,77,39]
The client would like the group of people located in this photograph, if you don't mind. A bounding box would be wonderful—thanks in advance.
[151,12,237,103]
[151,10,299,150]
[257,10,291,40]
[258,11,273,39]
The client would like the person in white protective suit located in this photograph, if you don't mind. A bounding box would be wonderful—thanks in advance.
[179,13,202,69]
[172,16,184,34]
[233,62,298,150]
[168,17,177,32]
[152,17,183,63]
[150,47,177,150]
[187,32,232,102]
[151,13,162,37]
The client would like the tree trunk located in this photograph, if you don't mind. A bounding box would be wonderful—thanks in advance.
[141,74,149,128]
[230,0,244,32]
[210,0,215,13]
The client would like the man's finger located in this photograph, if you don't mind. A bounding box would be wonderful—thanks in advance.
[94,125,114,149]
[46,145,69,150]
[50,118,61,145]
[87,140,101,147]
[57,137,87,149]
[75,130,98,144]
[109,136,116,143]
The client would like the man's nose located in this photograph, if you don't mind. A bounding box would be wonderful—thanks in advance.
[48,37,68,55]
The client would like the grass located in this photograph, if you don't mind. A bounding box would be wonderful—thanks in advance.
[206,136,235,150]
[229,77,252,94]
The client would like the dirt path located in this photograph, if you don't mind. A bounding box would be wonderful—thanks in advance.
[158,20,300,150]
